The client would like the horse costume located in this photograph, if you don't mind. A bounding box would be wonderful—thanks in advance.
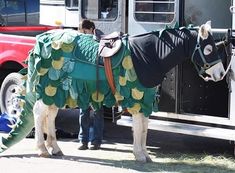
[0,21,226,162]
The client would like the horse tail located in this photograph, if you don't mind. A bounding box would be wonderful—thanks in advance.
[0,75,36,153]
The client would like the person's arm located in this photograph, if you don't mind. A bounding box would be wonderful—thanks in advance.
[93,29,104,41]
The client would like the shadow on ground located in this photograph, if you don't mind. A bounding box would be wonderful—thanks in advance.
[2,150,235,173]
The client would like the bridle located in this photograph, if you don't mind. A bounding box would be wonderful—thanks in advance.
[191,33,222,81]
[217,39,234,80]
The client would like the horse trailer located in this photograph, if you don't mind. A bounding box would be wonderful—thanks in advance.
[39,0,235,147]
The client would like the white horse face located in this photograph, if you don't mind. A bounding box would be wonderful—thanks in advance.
[193,21,226,82]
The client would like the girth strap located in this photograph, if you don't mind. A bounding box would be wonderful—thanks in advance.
[103,57,116,94]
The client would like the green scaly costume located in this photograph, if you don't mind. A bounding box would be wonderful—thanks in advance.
[0,29,158,152]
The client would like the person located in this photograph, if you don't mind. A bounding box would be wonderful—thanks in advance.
[78,19,104,150]
[78,106,104,150]
[78,19,104,41]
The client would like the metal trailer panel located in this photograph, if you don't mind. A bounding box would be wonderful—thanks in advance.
[117,0,235,142]
[117,115,235,141]
[159,0,231,117]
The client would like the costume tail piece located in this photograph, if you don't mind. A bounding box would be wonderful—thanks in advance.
[0,91,35,152]
[0,47,38,152]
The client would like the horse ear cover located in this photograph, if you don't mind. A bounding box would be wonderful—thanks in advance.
[199,20,212,40]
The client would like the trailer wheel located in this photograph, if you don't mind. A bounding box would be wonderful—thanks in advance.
[0,72,24,116]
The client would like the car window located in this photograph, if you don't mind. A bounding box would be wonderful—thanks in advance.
[0,0,39,26]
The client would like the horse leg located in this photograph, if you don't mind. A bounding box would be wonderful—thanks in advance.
[45,106,63,156]
[132,113,147,162]
[33,100,50,157]
[141,115,152,162]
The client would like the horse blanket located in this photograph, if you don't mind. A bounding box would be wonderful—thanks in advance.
[130,29,191,87]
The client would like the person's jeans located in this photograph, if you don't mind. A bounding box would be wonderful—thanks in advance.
[78,107,104,145]
[92,108,104,145]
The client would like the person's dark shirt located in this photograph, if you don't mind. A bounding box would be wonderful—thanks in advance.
[94,29,104,41]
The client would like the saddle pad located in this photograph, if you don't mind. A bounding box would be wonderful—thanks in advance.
[74,35,126,68]
[34,29,126,81]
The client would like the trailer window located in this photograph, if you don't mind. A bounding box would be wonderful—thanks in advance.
[65,0,78,9]
[134,0,176,23]
[81,0,118,21]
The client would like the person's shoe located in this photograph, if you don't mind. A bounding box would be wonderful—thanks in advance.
[90,144,101,150]
[78,144,88,150]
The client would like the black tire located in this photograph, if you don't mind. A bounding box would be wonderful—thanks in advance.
[0,72,24,115]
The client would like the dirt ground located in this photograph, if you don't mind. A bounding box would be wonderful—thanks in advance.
[0,120,234,173]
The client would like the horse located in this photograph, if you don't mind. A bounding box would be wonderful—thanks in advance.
[0,21,226,162]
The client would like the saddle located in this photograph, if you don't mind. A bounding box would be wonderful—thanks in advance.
[98,31,122,57]
[98,31,123,95]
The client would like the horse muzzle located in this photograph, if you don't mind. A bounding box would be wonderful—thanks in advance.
[230,56,235,81]
[203,61,226,82]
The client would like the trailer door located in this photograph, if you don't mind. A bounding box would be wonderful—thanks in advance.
[78,0,126,34]
[231,0,235,122]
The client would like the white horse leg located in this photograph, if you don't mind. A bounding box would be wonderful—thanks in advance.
[33,100,50,157]
[46,106,63,156]
[141,115,152,162]
[132,113,147,162]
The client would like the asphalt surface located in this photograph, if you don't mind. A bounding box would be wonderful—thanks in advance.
[0,119,234,173]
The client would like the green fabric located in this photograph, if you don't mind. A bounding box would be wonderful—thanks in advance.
[0,64,37,152]
[0,92,35,152]
[24,29,159,116]
[0,28,160,153]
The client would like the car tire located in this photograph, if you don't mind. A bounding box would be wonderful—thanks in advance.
[0,72,24,115]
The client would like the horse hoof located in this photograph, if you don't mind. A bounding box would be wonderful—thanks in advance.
[146,156,153,163]
[134,152,147,163]
[143,151,152,162]
[135,157,147,163]
[39,152,50,158]
[52,150,64,156]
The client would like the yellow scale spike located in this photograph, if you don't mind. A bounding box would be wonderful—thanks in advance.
[61,43,74,53]
[66,96,77,108]
[52,57,64,70]
[122,55,133,70]
[114,91,124,101]
[91,91,104,102]
[51,40,63,50]
[131,87,144,100]
[38,67,49,76]
[119,76,127,86]
[45,85,57,96]
[127,103,141,114]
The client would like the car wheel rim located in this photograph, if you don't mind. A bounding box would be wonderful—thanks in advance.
[5,84,22,118]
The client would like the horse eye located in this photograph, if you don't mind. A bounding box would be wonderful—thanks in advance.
[203,44,213,55]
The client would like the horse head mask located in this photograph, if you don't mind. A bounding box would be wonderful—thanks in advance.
[191,21,226,82]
